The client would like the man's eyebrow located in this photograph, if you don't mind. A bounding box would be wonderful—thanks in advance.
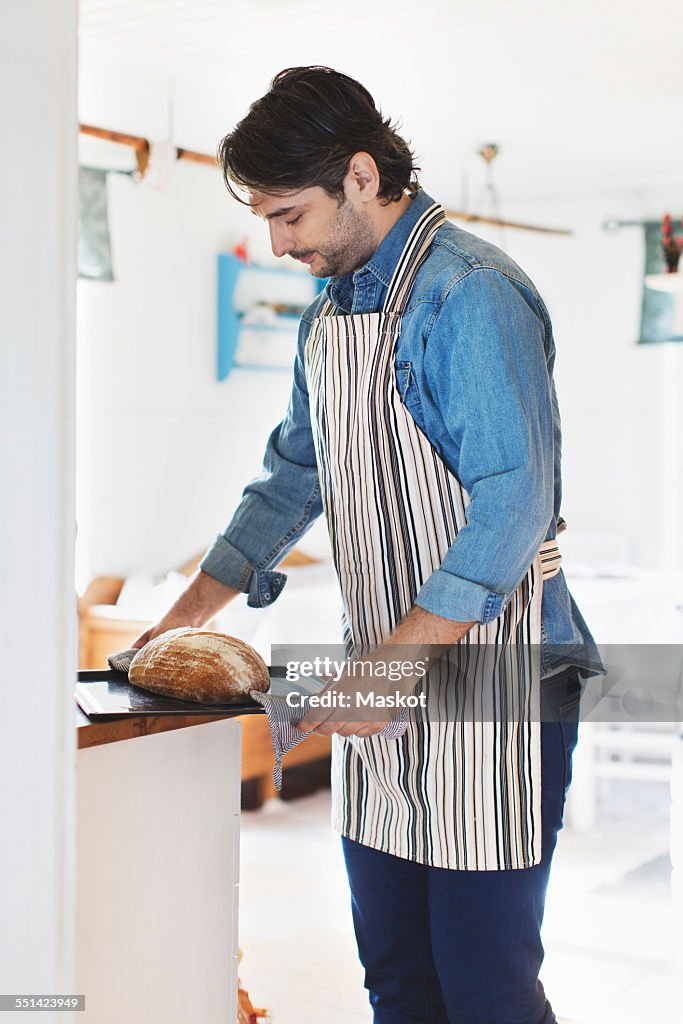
[252,205,299,221]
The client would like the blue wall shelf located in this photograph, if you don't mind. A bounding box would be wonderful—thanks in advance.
[217,254,326,380]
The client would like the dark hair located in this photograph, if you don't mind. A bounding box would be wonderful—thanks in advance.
[217,66,419,205]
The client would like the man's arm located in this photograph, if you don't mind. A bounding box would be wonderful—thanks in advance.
[414,266,555,622]
[297,605,476,737]
[133,314,323,647]
[131,571,242,649]
[198,334,323,609]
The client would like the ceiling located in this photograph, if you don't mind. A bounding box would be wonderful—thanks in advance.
[79,0,683,203]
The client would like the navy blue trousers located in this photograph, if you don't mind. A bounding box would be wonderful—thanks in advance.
[341,670,581,1024]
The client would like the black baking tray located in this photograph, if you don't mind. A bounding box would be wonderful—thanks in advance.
[75,668,272,720]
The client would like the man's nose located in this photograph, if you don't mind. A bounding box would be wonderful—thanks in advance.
[268,221,291,258]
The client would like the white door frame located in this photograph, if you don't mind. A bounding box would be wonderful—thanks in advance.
[0,1,78,1016]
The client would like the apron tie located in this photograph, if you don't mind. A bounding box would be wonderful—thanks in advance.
[538,516,566,580]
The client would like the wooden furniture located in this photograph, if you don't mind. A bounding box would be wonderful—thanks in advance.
[78,552,332,803]
[76,708,241,1022]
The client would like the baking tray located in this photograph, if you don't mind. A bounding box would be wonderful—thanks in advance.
[75,668,272,720]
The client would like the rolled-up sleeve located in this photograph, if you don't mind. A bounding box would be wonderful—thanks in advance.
[414,268,555,623]
[199,315,324,608]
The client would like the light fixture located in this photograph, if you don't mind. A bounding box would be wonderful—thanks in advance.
[445,143,572,237]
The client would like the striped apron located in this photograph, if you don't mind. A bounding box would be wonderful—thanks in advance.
[304,202,558,870]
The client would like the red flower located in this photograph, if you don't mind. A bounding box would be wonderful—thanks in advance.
[660,213,683,265]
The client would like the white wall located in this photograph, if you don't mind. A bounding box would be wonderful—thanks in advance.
[77,62,683,586]
[0,0,78,1012]
[76,161,300,584]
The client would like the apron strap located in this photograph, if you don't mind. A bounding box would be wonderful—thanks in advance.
[383,202,447,314]
[538,519,567,579]
[538,537,562,579]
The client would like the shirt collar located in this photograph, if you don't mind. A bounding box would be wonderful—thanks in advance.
[328,188,436,311]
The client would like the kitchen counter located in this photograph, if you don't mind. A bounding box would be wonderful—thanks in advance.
[75,702,248,748]
[75,703,242,1022]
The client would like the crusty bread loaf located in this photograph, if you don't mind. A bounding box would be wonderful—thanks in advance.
[129,627,270,705]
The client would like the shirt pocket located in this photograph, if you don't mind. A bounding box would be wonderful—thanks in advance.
[394,360,424,425]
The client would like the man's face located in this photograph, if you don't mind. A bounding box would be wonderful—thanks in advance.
[250,184,378,279]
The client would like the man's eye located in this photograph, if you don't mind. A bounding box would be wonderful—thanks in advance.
[285,215,302,226]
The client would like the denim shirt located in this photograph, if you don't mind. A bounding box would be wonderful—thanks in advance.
[200,188,601,679]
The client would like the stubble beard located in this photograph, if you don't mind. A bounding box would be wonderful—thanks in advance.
[311,199,378,279]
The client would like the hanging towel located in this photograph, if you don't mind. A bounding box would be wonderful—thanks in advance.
[78,166,114,281]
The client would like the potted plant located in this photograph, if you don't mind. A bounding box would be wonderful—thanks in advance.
[662,214,683,273]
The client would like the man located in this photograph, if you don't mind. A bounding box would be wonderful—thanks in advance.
[134,67,600,1023]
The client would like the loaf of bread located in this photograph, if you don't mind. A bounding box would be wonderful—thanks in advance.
[128,627,270,705]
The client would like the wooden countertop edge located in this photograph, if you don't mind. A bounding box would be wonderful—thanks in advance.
[76,705,254,750]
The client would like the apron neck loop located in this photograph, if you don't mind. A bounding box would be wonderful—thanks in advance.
[383,203,447,315]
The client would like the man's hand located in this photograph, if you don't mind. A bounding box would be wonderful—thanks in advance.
[295,674,403,738]
[132,615,192,651]
[306,717,391,738]
[131,570,240,649]
[296,605,476,737]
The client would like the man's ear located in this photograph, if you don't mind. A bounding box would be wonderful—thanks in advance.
[344,152,380,204]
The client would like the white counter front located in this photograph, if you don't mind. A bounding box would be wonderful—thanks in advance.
[76,717,241,1023]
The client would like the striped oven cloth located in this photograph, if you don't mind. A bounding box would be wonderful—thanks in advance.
[250,688,409,791]
[107,648,140,673]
